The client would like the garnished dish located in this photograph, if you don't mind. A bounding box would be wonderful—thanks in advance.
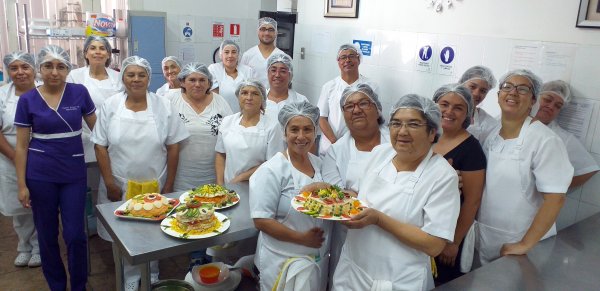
[114,193,179,221]
[179,184,240,209]
[291,185,366,220]
[161,200,231,239]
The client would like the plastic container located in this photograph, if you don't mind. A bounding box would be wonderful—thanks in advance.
[192,262,230,286]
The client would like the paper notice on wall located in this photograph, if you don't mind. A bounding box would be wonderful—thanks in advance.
[509,41,541,72]
[311,31,331,55]
[539,43,576,82]
[178,43,195,65]
[557,98,595,142]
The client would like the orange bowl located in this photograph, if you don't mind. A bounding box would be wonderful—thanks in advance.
[191,262,230,286]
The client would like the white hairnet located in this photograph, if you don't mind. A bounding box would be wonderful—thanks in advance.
[120,56,152,82]
[390,94,441,139]
[337,43,362,61]
[219,39,240,56]
[340,82,385,125]
[499,69,543,99]
[541,80,571,104]
[235,79,267,109]
[83,35,112,67]
[278,101,320,131]
[459,66,497,88]
[161,56,182,69]
[3,51,36,81]
[267,53,294,82]
[433,83,474,129]
[37,45,71,70]
[258,17,277,31]
[177,62,213,93]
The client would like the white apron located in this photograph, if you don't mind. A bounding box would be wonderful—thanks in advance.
[97,102,167,241]
[256,153,330,291]
[0,85,30,216]
[477,117,556,264]
[333,150,435,291]
[216,73,241,113]
[221,116,269,184]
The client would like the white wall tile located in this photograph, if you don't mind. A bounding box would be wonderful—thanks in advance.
[556,197,579,231]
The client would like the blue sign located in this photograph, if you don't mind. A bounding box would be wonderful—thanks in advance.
[419,46,433,61]
[353,40,372,56]
[440,46,455,64]
[183,26,193,38]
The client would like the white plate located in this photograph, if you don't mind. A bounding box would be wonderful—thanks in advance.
[160,212,231,239]
[184,266,241,291]
[179,191,240,210]
[291,195,367,221]
[113,198,180,221]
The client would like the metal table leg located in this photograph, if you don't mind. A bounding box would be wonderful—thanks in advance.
[140,262,151,291]
[112,243,125,291]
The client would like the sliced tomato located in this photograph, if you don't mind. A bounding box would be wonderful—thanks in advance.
[341,214,350,219]
[322,215,332,219]
[186,199,202,208]
[297,207,305,211]
[295,196,305,201]
[230,197,239,202]
[115,210,125,215]
[169,199,178,205]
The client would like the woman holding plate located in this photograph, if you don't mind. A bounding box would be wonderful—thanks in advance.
[249,101,331,291]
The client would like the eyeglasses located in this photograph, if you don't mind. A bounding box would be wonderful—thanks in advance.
[259,27,276,33]
[41,63,68,72]
[338,54,359,61]
[500,82,532,95]
[342,100,373,112]
[388,120,427,130]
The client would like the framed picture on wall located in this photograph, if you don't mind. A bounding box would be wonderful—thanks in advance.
[576,0,600,28]
[324,0,359,18]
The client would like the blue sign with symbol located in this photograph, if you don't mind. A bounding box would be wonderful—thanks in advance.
[419,46,433,61]
[183,26,193,38]
[353,40,372,56]
[440,46,455,64]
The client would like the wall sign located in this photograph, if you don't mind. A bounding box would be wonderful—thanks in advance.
[212,22,224,39]
[438,46,455,75]
[416,45,433,72]
[353,40,372,56]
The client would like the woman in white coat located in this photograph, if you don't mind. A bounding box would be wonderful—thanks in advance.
[264,53,308,122]
[459,66,498,145]
[91,56,189,290]
[477,70,573,265]
[170,63,232,192]
[0,52,40,267]
[67,35,122,162]
[208,40,255,113]
[156,56,183,97]
[331,94,461,291]
[250,101,331,291]
[320,82,389,286]
[215,79,282,186]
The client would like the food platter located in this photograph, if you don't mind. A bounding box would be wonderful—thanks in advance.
[179,191,240,210]
[291,195,367,221]
[114,198,179,221]
[160,212,231,239]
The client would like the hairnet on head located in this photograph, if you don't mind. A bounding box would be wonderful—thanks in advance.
[219,39,240,56]
[235,79,267,108]
[83,35,112,67]
[390,94,441,139]
[433,83,474,129]
[339,82,385,125]
[3,51,36,81]
[337,43,362,61]
[120,56,152,81]
[177,62,213,89]
[161,56,182,69]
[278,101,320,132]
[541,80,571,104]
[499,69,543,99]
[267,53,294,82]
[459,66,497,88]
[37,45,71,70]
[258,17,277,31]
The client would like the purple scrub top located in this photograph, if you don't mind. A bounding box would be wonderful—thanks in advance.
[14,83,95,183]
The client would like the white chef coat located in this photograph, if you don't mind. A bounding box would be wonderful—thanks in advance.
[548,121,599,177]
[332,144,460,291]
[91,91,189,240]
[249,152,331,291]
[208,62,255,113]
[67,66,122,162]
[264,89,309,123]
[156,83,180,97]
[170,92,233,192]
[317,75,377,155]
[0,84,32,216]
[467,107,498,146]
[215,112,283,184]
[477,117,573,264]
[240,46,287,88]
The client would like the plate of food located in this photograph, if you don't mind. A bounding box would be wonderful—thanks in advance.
[179,184,240,210]
[114,193,179,221]
[291,185,367,221]
[161,200,231,239]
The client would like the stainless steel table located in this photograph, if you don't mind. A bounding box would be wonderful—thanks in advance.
[96,183,258,291]
[435,213,600,290]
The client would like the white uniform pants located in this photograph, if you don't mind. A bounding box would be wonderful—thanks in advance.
[13,213,39,254]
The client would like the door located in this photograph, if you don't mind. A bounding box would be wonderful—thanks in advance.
[128,11,166,92]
